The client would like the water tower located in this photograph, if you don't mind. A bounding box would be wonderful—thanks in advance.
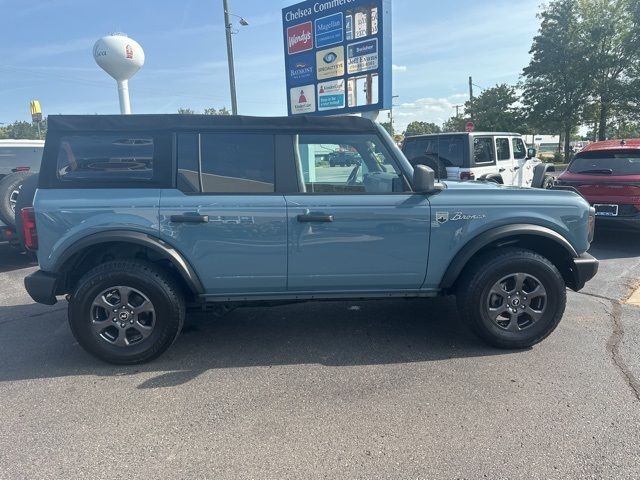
[93,33,145,114]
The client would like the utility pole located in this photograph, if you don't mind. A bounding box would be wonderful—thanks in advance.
[223,0,238,115]
[454,104,463,118]
[468,76,474,121]
[389,95,399,134]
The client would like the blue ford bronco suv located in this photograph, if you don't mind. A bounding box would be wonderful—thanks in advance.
[24,115,598,364]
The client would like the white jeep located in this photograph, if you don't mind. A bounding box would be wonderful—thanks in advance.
[401,132,555,189]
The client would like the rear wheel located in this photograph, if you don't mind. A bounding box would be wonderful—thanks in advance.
[0,171,34,226]
[68,260,185,364]
[457,248,566,349]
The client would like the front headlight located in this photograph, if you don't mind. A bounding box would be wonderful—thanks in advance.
[588,206,596,243]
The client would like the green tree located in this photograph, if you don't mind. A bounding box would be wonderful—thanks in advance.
[179,107,231,115]
[203,107,231,115]
[441,116,467,132]
[464,84,525,132]
[522,0,592,158]
[379,121,394,136]
[0,119,47,139]
[404,121,441,136]
[578,0,640,140]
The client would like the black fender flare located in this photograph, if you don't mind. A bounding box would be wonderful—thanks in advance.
[440,224,578,290]
[52,230,204,295]
[532,162,555,188]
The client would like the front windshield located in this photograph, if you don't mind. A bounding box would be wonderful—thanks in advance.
[569,151,640,175]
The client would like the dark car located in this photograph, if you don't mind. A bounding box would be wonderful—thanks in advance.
[556,139,640,230]
[328,151,360,167]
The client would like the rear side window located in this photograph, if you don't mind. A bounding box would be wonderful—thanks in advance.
[176,133,200,193]
[176,133,275,194]
[473,137,495,164]
[402,136,465,167]
[57,134,154,181]
[496,138,510,160]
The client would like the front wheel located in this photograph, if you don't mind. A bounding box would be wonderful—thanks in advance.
[68,260,185,364]
[457,248,566,349]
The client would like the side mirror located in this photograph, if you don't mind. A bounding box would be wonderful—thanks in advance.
[413,164,436,193]
[527,147,537,159]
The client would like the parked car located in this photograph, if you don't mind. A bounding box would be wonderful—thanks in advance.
[401,132,556,188]
[0,139,42,240]
[328,151,360,167]
[24,115,598,364]
[556,139,640,230]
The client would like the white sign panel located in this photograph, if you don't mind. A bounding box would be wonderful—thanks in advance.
[290,84,316,114]
[347,38,379,74]
[317,79,345,111]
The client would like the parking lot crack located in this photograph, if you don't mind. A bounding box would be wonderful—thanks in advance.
[576,291,640,403]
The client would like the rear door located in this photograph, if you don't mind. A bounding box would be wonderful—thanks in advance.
[285,132,431,292]
[471,136,497,179]
[159,132,288,296]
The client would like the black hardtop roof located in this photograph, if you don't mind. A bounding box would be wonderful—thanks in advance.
[405,131,522,140]
[47,114,379,133]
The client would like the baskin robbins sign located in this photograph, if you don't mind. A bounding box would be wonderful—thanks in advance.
[282,0,391,116]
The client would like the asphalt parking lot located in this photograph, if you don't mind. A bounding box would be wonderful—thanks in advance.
[1,229,639,479]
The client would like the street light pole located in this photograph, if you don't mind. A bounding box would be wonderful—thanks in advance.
[223,0,238,115]
[390,94,399,134]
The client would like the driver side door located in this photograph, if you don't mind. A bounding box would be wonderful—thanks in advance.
[285,132,431,293]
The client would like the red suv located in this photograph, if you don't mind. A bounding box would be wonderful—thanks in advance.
[557,139,640,230]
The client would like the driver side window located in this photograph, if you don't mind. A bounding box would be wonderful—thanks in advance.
[295,134,406,193]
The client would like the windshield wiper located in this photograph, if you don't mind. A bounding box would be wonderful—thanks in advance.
[577,168,613,174]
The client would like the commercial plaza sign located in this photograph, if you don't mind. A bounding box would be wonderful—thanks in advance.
[282,0,391,116]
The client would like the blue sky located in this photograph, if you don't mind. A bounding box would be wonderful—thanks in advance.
[0,0,541,132]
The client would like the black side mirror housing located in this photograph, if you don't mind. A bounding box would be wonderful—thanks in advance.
[413,164,436,193]
[527,147,537,159]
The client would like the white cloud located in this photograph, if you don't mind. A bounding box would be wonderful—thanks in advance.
[392,64,408,72]
[390,94,468,133]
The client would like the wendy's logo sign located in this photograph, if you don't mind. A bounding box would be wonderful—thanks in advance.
[287,22,313,55]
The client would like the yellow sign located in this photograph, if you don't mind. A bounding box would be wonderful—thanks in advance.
[30,100,42,122]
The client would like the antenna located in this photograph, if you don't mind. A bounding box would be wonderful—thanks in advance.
[93,33,145,114]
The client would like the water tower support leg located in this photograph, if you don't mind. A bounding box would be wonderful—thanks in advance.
[117,80,132,114]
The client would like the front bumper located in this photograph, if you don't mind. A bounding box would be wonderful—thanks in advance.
[568,253,599,291]
[24,270,60,305]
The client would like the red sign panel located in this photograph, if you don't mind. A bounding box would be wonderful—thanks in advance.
[465,121,475,133]
[287,21,313,55]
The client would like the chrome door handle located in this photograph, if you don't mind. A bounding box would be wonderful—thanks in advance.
[498,168,506,172]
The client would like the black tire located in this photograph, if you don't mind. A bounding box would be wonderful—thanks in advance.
[456,247,566,349]
[541,174,555,189]
[68,260,185,364]
[14,173,38,249]
[412,156,448,179]
[0,171,34,226]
